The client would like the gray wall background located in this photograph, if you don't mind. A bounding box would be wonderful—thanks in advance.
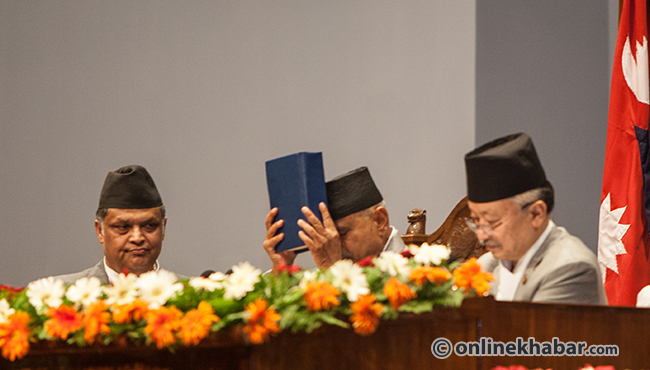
[1,1,614,286]
[476,1,613,252]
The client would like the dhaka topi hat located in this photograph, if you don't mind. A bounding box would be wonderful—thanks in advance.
[464,133,548,203]
[326,167,383,220]
[98,165,163,209]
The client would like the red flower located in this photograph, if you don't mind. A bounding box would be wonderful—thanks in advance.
[44,305,82,340]
[356,256,375,267]
[276,261,302,275]
[400,249,414,259]
[0,285,24,301]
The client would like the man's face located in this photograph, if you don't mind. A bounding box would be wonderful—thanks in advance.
[335,211,386,262]
[467,199,538,262]
[96,207,166,276]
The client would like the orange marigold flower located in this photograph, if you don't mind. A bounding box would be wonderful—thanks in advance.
[242,298,281,344]
[349,294,383,336]
[304,281,341,312]
[453,258,494,296]
[383,277,416,310]
[144,306,182,349]
[45,305,82,340]
[409,266,452,287]
[177,301,220,346]
[112,299,149,324]
[82,300,111,345]
[0,311,31,361]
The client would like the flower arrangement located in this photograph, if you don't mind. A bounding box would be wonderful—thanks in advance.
[0,244,493,362]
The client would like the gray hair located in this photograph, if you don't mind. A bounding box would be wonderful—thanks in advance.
[509,184,554,213]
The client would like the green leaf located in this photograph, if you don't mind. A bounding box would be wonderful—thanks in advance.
[398,300,434,314]
[208,297,244,317]
[317,313,349,329]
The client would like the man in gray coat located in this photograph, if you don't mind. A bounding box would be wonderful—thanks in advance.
[467,133,607,305]
[52,165,179,285]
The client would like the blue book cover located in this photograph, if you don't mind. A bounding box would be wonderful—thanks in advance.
[265,152,327,253]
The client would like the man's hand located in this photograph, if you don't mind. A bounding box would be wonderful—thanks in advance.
[263,208,297,273]
[298,202,342,269]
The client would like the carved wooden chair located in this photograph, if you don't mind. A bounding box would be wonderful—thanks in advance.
[401,197,485,261]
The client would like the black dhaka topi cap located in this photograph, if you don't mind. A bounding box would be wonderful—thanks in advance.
[464,133,548,203]
[326,167,383,220]
[98,165,163,209]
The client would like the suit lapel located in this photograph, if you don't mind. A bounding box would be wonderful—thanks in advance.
[89,260,110,285]
[513,224,558,300]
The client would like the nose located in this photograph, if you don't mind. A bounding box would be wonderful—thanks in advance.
[129,226,145,245]
[474,228,492,244]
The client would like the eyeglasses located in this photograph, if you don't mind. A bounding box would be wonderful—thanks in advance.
[465,217,503,236]
[465,200,536,236]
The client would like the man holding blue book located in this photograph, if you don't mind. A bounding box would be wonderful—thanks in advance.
[263,167,406,271]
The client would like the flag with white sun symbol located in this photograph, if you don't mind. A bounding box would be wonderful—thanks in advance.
[598,0,650,306]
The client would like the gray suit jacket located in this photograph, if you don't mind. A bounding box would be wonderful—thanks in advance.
[477,224,607,305]
[51,261,110,285]
[50,260,187,285]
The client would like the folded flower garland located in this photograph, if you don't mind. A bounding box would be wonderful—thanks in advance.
[0,244,493,362]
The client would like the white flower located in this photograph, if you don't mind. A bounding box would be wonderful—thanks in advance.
[104,273,139,306]
[65,277,103,308]
[223,262,261,300]
[413,243,451,266]
[26,277,66,312]
[135,270,183,309]
[376,251,411,277]
[190,271,226,292]
[299,270,319,290]
[0,299,15,324]
[329,260,369,302]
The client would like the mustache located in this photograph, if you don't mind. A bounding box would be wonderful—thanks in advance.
[479,239,500,248]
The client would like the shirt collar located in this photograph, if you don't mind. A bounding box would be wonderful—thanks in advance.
[103,257,160,284]
[382,226,398,252]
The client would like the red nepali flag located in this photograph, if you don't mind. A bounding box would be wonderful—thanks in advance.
[598,0,650,306]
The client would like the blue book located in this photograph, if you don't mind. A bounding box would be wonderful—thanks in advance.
[265,152,328,253]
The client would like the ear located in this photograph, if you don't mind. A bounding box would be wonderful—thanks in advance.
[95,220,105,244]
[529,200,548,228]
[371,206,390,231]
[161,217,168,240]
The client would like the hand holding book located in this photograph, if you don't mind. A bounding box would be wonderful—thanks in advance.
[262,207,297,273]
[263,203,343,272]
[296,202,342,269]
